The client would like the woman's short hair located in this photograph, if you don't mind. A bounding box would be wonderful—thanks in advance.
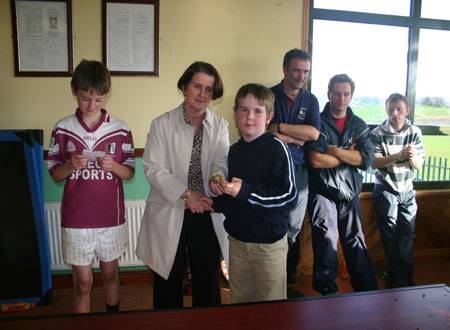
[177,61,224,100]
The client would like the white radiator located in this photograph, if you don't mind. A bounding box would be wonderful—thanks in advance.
[44,200,146,270]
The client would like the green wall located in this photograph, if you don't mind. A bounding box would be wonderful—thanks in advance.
[44,158,150,202]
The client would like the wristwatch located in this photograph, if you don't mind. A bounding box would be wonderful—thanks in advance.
[182,190,191,201]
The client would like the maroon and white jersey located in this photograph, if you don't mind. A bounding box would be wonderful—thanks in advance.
[48,108,135,228]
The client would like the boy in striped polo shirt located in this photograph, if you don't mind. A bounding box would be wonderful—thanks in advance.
[371,93,425,288]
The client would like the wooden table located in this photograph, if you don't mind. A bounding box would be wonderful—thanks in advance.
[1,284,449,329]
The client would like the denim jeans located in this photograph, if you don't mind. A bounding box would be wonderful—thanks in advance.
[373,184,417,281]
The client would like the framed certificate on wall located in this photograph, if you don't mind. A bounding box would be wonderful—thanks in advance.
[102,0,160,76]
[10,0,73,76]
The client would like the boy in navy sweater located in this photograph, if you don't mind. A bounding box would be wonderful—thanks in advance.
[210,83,297,303]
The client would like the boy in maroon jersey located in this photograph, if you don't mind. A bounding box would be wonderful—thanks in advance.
[48,60,135,313]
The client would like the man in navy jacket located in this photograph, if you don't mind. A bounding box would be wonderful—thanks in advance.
[305,74,378,295]
[267,49,321,298]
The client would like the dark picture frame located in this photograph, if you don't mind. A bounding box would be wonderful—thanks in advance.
[10,0,73,77]
[102,0,159,76]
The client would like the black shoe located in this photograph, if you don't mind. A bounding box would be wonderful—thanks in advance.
[385,276,399,288]
[287,284,304,299]
[386,275,409,289]
[106,302,120,312]
[287,275,296,285]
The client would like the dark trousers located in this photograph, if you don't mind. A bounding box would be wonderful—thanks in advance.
[373,185,417,281]
[308,192,378,294]
[286,232,301,284]
[153,210,222,309]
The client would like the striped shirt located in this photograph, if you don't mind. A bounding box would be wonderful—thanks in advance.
[371,119,425,193]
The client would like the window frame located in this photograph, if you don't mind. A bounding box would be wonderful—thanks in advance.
[306,0,450,189]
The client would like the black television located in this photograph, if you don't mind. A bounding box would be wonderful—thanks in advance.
[0,130,52,305]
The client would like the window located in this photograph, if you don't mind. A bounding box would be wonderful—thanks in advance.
[311,20,409,124]
[313,0,410,16]
[308,0,450,185]
[421,0,450,20]
[415,28,450,127]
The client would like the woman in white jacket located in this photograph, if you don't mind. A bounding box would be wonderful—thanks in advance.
[136,62,229,308]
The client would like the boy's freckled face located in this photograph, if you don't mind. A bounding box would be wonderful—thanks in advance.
[73,89,106,120]
[386,100,410,130]
[235,94,273,142]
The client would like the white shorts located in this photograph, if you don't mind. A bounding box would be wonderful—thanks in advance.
[61,223,128,266]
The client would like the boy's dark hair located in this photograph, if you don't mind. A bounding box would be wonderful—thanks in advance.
[328,74,355,94]
[177,61,224,100]
[283,49,311,69]
[233,83,275,117]
[386,93,409,107]
[71,60,111,94]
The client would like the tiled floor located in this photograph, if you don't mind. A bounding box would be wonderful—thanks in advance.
[1,254,449,318]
